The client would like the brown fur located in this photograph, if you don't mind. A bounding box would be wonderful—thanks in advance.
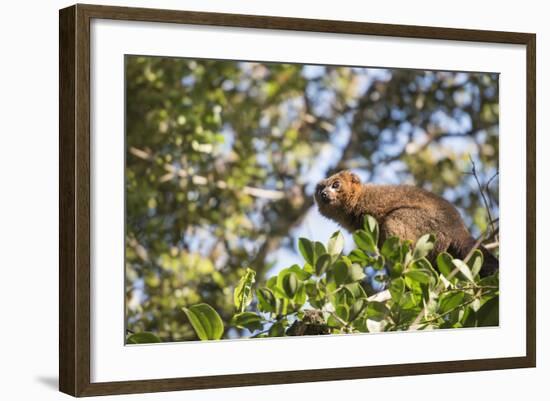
[314,171,498,277]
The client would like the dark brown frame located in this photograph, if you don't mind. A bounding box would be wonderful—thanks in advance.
[59,3,536,397]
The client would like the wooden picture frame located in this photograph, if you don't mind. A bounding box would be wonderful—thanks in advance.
[59,3,536,397]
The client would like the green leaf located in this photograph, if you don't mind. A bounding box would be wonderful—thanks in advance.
[348,249,369,264]
[402,240,414,266]
[314,241,327,261]
[298,238,315,265]
[404,270,432,284]
[182,304,224,341]
[477,297,499,327]
[478,274,499,288]
[413,233,435,260]
[279,298,289,315]
[257,287,277,313]
[327,231,345,256]
[443,309,462,328]
[349,299,367,322]
[381,236,402,264]
[471,298,482,312]
[333,261,365,286]
[415,257,440,280]
[436,252,455,278]
[468,249,484,278]
[305,281,320,298]
[234,268,256,313]
[333,261,348,286]
[268,321,286,337]
[327,315,344,328]
[367,301,390,322]
[399,292,418,309]
[282,272,298,298]
[372,255,385,270]
[335,304,350,322]
[389,278,405,302]
[303,263,314,276]
[334,287,352,307]
[452,259,475,282]
[352,317,369,332]
[267,276,286,299]
[231,312,263,332]
[461,306,477,327]
[126,332,161,344]
[276,267,304,300]
[344,282,368,300]
[315,253,332,276]
[293,283,307,306]
[287,264,312,280]
[363,215,379,244]
[349,263,367,282]
[438,291,465,314]
[405,258,437,285]
[389,262,404,278]
[353,230,377,253]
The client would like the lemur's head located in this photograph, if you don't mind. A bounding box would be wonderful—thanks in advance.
[314,171,362,217]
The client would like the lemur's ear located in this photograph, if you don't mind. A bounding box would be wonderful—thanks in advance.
[348,171,360,184]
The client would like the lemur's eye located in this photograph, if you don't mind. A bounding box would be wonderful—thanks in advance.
[332,181,340,189]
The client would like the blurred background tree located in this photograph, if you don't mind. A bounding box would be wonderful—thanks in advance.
[125,56,499,342]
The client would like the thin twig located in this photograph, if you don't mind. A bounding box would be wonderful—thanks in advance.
[439,284,498,294]
[483,241,500,250]
[468,155,496,237]
[329,311,348,327]
[250,327,272,338]
[485,171,499,208]
[412,290,493,328]
[464,234,486,265]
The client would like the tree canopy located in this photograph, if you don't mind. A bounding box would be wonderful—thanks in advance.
[125,56,499,342]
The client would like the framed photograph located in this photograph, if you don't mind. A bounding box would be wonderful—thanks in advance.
[59,3,536,397]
